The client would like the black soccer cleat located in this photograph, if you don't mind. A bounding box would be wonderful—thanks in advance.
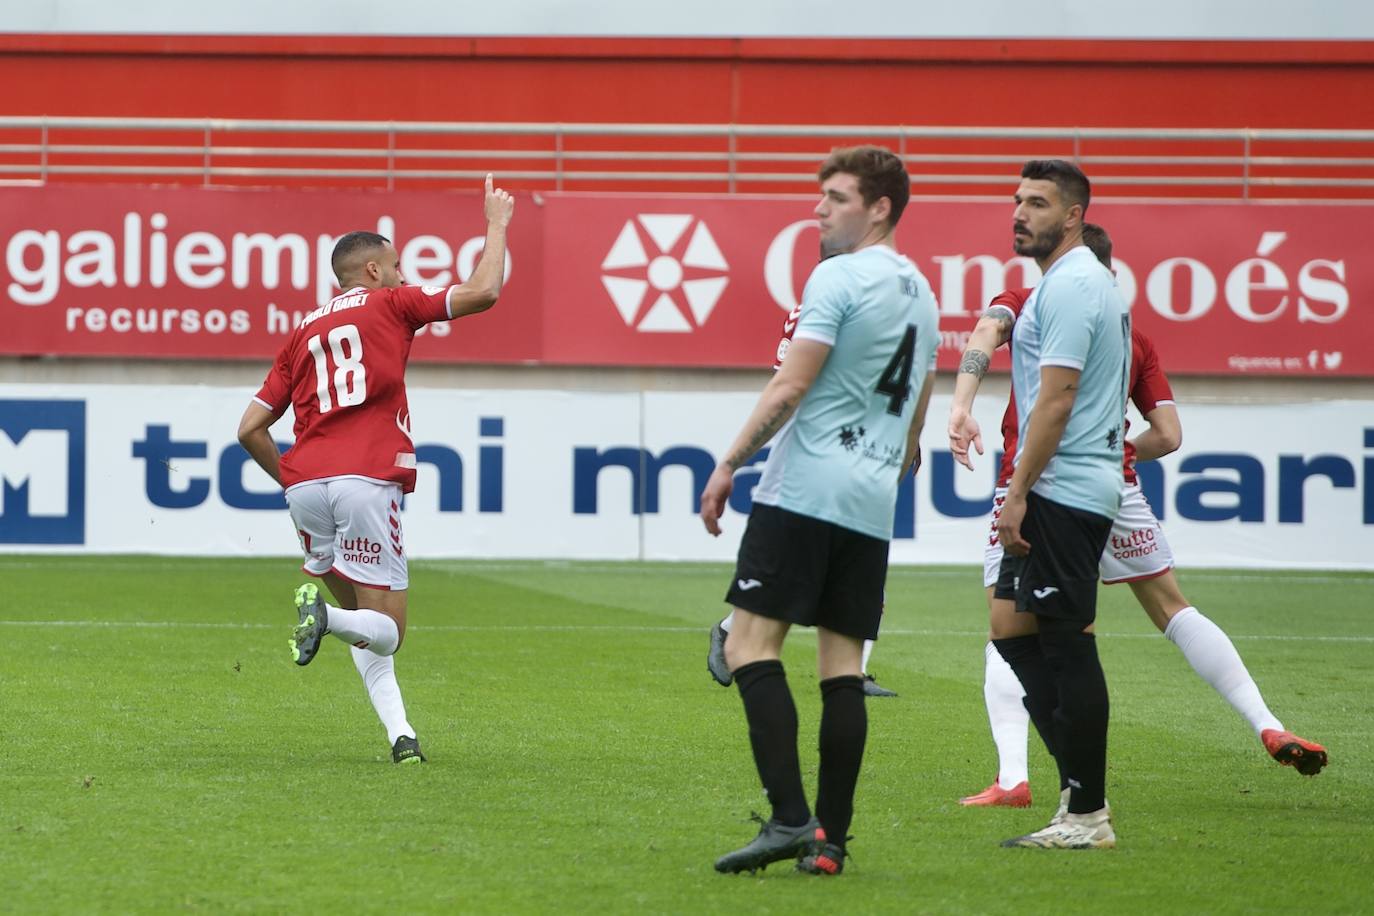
[290,583,329,667]
[707,623,732,687]
[862,673,898,698]
[714,814,821,874]
[797,840,848,875]
[392,735,427,765]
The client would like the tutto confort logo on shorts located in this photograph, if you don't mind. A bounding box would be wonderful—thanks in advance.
[0,400,86,544]
[340,536,383,565]
[1110,528,1159,560]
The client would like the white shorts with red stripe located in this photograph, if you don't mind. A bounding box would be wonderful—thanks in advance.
[981,482,1173,589]
[981,489,1008,588]
[285,475,409,591]
[1098,482,1174,584]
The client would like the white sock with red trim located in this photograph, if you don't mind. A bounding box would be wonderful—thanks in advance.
[350,646,415,746]
[984,641,1030,789]
[1164,606,1283,734]
[326,605,400,656]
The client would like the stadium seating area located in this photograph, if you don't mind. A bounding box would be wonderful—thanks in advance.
[3,35,1372,198]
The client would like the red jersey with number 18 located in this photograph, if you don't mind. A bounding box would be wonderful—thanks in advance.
[254,284,453,493]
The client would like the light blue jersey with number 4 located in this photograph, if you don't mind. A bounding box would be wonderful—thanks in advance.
[753,245,940,540]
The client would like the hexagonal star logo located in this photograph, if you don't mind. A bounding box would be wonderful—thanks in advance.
[600,214,730,333]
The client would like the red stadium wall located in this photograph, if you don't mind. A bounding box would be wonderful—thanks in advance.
[3,35,1372,129]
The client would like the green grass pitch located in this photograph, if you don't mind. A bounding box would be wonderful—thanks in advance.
[3,557,1371,913]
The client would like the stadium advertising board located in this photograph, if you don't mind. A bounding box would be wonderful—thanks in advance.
[1,185,1369,376]
[2,384,1369,570]
[0,185,545,363]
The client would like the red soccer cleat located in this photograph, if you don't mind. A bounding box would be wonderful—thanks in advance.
[1262,729,1328,776]
[960,780,1032,808]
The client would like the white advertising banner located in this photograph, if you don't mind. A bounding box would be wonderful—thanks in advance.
[1,384,1370,570]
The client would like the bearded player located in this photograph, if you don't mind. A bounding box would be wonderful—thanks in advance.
[948,222,1327,815]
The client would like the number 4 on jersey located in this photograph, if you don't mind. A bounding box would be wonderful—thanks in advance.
[875,324,917,415]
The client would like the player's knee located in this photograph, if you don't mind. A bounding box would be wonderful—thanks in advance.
[723,633,750,673]
[1038,619,1100,665]
[1142,603,1172,633]
[991,633,1040,666]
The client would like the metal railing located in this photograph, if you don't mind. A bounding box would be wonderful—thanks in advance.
[2,116,1373,199]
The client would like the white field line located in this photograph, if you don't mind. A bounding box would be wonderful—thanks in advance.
[428,564,1374,585]
[0,559,1370,585]
[3,619,1372,642]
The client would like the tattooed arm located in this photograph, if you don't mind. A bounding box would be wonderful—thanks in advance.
[948,310,1014,470]
[699,338,830,536]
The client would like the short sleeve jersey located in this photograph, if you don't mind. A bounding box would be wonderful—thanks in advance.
[773,302,803,369]
[992,291,1173,489]
[753,245,940,540]
[254,284,454,493]
[1120,329,1175,483]
[1009,246,1130,519]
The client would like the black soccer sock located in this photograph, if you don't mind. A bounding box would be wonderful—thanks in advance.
[992,634,1067,790]
[1038,617,1110,814]
[815,675,866,852]
[733,659,811,827]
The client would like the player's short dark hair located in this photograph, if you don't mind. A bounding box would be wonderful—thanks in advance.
[819,145,910,227]
[1082,223,1112,268]
[331,231,391,282]
[1021,159,1091,214]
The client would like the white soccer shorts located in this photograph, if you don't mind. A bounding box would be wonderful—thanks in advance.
[981,482,1174,588]
[982,488,1008,588]
[1098,482,1175,583]
[285,476,409,591]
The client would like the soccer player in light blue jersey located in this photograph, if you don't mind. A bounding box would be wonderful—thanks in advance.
[698,146,939,876]
[989,160,1129,850]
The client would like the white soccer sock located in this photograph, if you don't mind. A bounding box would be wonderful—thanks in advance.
[326,605,400,656]
[719,611,734,633]
[984,641,1031,788]
[1164,607,1283,735]
[350,646,415,746]
[861,639,875,675]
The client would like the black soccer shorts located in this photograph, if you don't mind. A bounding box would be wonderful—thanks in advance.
[1011,491,1113,624]
[724,503,888,641]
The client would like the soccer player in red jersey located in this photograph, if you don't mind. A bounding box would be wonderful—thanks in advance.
[236,175,515,764]
[948,223,1327,811]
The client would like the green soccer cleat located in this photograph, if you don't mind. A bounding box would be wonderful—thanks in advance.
[392,735,427,764]
[289,583,328,667]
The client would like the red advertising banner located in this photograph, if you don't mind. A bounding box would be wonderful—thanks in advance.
[539,194,1373,376]
[2,185,1369,375]
[0,184,544,363]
